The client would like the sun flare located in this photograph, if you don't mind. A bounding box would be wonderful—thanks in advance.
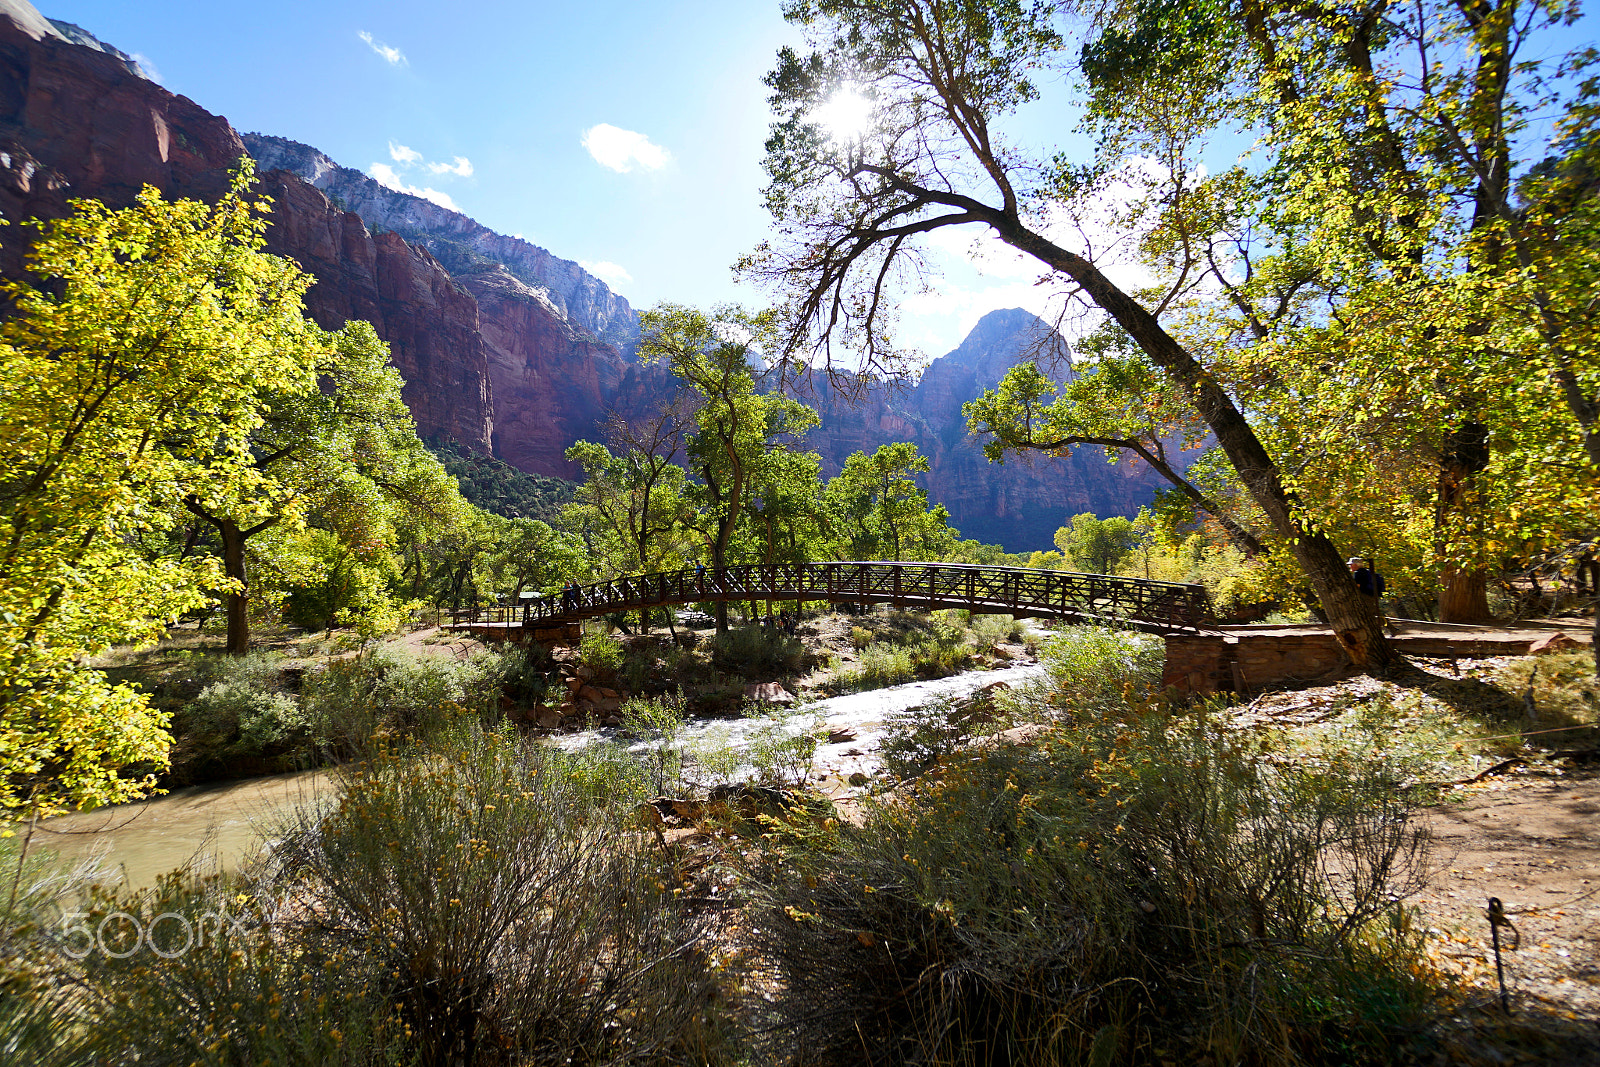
[813,87,874,142]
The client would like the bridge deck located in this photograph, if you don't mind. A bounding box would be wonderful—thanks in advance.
[503,561,1210,635]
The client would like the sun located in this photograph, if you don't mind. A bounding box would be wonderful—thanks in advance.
[813,87,874,142]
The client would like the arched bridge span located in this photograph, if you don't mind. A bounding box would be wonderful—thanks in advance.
[522,562,1211,635]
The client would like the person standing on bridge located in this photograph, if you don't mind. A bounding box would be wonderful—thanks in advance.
[562,581,577,614]
[695,561,706,594]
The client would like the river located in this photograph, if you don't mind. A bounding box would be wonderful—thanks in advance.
[29,661,1047,889]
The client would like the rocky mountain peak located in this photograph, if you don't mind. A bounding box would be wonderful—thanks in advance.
[242,132,639,349]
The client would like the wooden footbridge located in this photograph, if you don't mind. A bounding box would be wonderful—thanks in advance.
[451,562,1212,638]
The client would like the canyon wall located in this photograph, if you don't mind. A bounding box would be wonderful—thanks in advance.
[0,6,493,451]
[0,1,1189,550]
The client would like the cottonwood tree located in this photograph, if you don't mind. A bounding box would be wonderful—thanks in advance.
[182,319,460,652]
[1055,513,1138,576]
[638,305,821,631]
[565,402,693,577]
[1076,0,1600,622]
[824,442,955,560]
[744,0,1400,665]
[0,174,318,814]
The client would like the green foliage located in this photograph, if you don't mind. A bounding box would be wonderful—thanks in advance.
[823,443,957,561]
[620,692,689,794]
[710,625,806,677]
[1033,626,1165,719]
[183,680,306,758]
[1054,512,1138,575]
[273,721,724,1066]
[744,704,824,789]
[578,632,624,672]
[0,168,322,815]
[298,648,496,759]
[877,695,980,779]
[637,303,822,629]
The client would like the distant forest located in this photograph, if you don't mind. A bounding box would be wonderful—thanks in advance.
[427,438,575,522]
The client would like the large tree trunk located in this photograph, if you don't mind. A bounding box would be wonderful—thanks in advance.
[710,542,730,633]
[1435,422,1494,625]
[219,519,250,655]
[1439,566,1492,624]
[184,500,276,656]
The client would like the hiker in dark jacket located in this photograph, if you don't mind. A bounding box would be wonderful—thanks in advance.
[1348,557,1398,633]
[1348,557,1385,599]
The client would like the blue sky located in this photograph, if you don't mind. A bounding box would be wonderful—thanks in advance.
[36,1,1597,363]
[40,0,1107,359]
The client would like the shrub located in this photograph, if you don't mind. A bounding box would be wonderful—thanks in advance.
[1041,625,1163,716]
[744,709,1437,1066]
[744,704,823,788]
[578,631,624,672]
[66,871,409,1067]
[830,643,915,692]
[968,612,1023,647]
[183,680,307,757]
[300,648,489,759]
[620,692,688,794]
[168,649,284,701]
[849,626,875,649]
[711,625,804,678]
[484,643,555,704]
[274,721,731,1065]
[876,695,976,779]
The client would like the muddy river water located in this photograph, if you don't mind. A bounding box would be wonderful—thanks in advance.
[31,662,1047,889]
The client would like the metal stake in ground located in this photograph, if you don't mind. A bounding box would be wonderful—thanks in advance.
[1486,896,1519,1013]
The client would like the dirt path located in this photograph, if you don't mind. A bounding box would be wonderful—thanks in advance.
[1411,765,1600,1062]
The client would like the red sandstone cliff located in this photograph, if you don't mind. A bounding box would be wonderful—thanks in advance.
[0,3,1187,550]
[459,266,660,478]
[0,8,494,452]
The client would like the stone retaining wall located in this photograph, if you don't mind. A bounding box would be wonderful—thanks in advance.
[1163,626,1588,694]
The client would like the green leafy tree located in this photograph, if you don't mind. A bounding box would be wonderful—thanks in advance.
[0,173,319,814]
[1054,513,1138,576]
[564,402,693,581]
[184,319,461,650]
[1077,0,1600,622]
[823,442,955,560]
[637,305,821,631]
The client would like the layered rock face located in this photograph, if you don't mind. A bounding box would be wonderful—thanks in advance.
[459,266,667,479]
[0,6,493,451]
[243,133,638,348]
[794,309,1190,550]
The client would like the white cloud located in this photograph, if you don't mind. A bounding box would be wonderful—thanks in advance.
[369,163,459,211]
[580,260,633,286]
[370,145,474,208]
[582,124,670,173]
[358,31,406,65]
[428,156,474,177]
[130,53,163,84]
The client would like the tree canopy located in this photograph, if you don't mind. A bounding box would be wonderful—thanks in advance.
[742,0,1600,661]
[0,172,321,814]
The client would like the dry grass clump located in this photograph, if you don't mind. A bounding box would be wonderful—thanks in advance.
[8,722,738,1067]
[741,700,1440,1066]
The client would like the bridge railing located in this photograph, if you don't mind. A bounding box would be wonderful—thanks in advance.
[520,562,1211,633]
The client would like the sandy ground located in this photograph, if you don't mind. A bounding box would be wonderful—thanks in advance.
[1410,764,1600,1062]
